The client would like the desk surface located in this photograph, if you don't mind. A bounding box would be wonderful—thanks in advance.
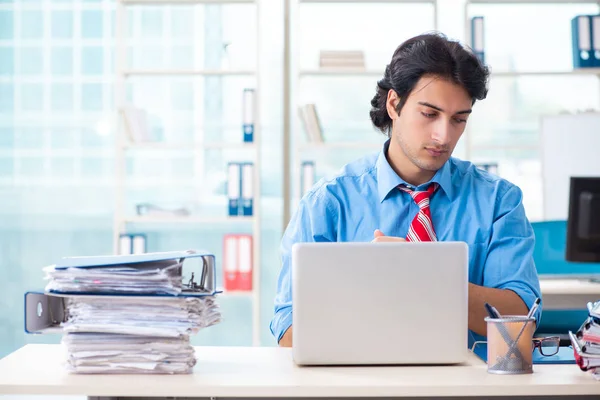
[0,344,599,398]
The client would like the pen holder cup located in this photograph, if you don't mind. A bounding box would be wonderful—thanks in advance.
[484,316,535,375]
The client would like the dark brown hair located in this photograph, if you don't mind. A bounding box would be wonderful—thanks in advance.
[370,32,490,137]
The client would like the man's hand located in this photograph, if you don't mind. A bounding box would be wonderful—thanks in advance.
[372,229,406,242]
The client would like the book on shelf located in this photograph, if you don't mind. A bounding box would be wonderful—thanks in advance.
[319,50,365,70]
[121,106,152,143]
[298,104,324,143]
[136,203,191,218]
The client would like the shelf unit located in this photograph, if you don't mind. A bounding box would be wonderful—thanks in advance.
[284,0,439,219]
[114,0,262,345]
[463,0,600,161]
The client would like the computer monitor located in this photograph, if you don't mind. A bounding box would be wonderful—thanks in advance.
[566,177,600,262]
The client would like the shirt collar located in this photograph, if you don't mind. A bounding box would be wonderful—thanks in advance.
[376,139,455,203]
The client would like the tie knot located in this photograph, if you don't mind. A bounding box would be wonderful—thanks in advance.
[398,183,438,209]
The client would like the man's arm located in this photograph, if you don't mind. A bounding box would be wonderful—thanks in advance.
[473,184,541,336]
[468,283,529,337]
[372,184,540,337]
[269,191,337,347]
[278,326,293,347]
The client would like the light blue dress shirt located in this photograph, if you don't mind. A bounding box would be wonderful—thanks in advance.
[270,140,542,346]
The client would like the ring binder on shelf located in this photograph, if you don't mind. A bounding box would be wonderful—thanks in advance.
[242,88,255,143]
[470,16,485,63]
[572,15,594,68]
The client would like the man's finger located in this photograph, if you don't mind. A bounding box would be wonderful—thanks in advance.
[373,236,406,243]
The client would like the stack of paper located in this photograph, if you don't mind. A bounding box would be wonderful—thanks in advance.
[569,300,600,380]
[319,50,365,70]
[39,251,221,374]
[63,296,221,337]
[43,259,183,295]
[62,333,196,375]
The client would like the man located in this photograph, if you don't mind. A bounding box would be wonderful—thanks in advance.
[270,33,541,348]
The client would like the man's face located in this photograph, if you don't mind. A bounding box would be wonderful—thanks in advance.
[387,74,472,173]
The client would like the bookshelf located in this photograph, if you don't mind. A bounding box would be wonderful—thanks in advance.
[463,0,600,159]
[113,0,262,345]
[284,0,439,220]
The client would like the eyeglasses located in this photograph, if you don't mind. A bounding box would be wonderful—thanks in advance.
[532,336,560,356]
[470,336,561,357]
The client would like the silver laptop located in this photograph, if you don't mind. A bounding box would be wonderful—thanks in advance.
[291,241,469,366]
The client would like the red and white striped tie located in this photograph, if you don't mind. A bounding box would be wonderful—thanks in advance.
[398,183,438,242]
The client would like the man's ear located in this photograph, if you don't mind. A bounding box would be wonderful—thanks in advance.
[386,89,401,120]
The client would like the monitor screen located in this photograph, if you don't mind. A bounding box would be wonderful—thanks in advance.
[566,177,600,262]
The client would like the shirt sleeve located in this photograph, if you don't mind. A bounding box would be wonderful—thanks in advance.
[484,184,542,326]
[269,189,338,343]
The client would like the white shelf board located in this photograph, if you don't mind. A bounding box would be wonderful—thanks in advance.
[120,0,254,4]
[122,69,255,77]
[124,216,254,224]
[299,69,383,77]
[300,0,435,3]
[218,289,254,297]
[296,142,384,151]
[301,69,600,78]
[491,69,600,77]
[123,142,256,150]
[470,144,540,151]
[467,0,599,4]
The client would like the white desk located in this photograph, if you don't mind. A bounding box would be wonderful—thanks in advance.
[540,278,600,310]
[0,345,599,400]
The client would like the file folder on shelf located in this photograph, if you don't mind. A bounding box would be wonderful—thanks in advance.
[222,234,253,291]
[241,162,254,216]
[242,88,255,143]
[470,16,485,63]
[228,162,241,216]
[301,161,316,197]
[119,233,147,255]
[237,234,253,291]
[572,15,594,68]
[593,15,600,66]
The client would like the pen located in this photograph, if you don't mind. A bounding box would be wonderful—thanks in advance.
[527,298,541,319]
[501,297,541,367]
[484,302,499,319]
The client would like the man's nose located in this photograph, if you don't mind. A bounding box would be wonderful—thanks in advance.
[431,119,452,145]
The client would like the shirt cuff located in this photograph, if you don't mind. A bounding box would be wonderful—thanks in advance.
[270,307,293,343]
[502,283,542,327]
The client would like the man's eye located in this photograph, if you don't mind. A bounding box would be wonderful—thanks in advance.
[453,117,467,124]
[421,112,436,118]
